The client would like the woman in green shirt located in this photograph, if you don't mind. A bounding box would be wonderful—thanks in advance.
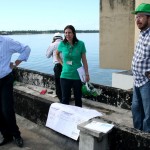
[56,25,90,107]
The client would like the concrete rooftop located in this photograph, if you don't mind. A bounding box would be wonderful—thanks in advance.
[0,115,74,150]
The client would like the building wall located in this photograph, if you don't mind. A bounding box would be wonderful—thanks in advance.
[100,0,150,70]
[100,0,135,70]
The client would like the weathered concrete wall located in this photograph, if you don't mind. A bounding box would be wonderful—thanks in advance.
[14,88,51,125]
[100,117,150,150]
[14,89,79,150]
[100,0,135,70]
[13,67,132,110]
[14,90,150,149]
[13,67,55,89]
[12,68,150,150]
[78,117,150,150]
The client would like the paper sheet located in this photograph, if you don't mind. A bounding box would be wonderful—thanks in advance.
[77,66,86,83]
[85,121,114,133]
[46,103,103,140]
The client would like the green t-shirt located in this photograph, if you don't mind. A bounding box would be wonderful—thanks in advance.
[58,40,86,80]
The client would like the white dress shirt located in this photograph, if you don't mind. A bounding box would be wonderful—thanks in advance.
[46,39,62,64]
[0,36,31,78]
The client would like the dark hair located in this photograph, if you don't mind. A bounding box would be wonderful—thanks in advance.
[63,25,78,45]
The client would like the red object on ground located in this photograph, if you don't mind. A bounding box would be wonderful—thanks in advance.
[40,89,47,95]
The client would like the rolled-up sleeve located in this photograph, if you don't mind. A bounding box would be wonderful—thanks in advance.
[46,45,54,58]
[8,39,31,61]
[17,45,31,61]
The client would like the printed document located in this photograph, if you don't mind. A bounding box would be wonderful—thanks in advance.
[46,103,102,140]
[77,66,86,83]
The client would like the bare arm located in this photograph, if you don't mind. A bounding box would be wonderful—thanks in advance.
[56,50,63,65]
[82,53,90,82]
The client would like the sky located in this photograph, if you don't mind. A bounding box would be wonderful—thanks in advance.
[0,0,99,31]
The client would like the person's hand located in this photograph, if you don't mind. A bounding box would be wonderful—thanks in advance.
[85,74,90,82]
[145,71,150,79]
[10,62,16,69]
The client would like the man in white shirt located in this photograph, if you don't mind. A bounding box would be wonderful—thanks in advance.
[46,33,63,102]
[0,35,31,147]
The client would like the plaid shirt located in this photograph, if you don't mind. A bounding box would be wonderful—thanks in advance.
[131,27,150,87]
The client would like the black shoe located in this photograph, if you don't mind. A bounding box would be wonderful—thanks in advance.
[0,137,13,146]
[13,136,23,147]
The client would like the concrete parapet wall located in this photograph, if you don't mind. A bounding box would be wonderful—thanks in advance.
[13,67,133,110]
[13,89,150,150]
[13,83,79,150]
[13,67,55,89]
[12,67,150,149]
[101,117,150,150]
[78,117,150,150]
[13,79,150,150]
[14,88,51,126]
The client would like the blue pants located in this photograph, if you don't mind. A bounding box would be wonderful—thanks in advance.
[132,81,150,132]
[60,78,82,107]
[0,73,20,138]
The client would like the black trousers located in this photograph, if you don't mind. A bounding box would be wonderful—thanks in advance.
[0,73,20,138]
[53,63,62,102]
[60,78,82,107]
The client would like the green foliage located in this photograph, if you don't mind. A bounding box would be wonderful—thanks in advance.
[0,30,99,35]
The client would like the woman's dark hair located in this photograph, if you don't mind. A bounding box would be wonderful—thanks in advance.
[63,25,78,45]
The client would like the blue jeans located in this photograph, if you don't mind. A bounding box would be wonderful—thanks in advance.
[132,81,150,132]
[60,78,82,107]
